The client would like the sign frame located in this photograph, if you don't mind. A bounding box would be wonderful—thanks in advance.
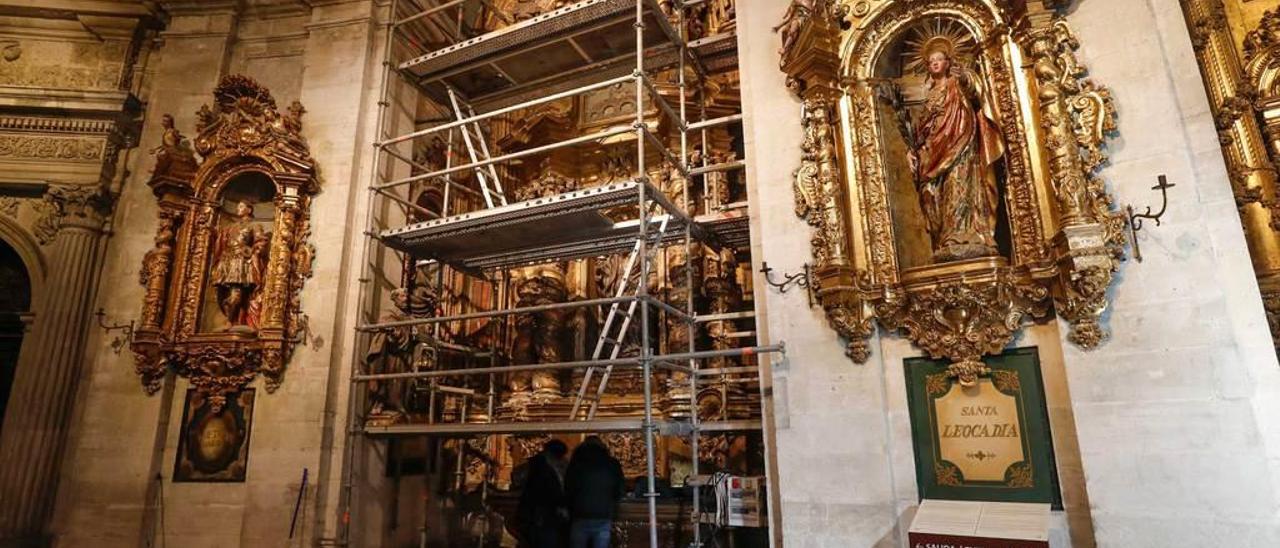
[905,347,1062,507]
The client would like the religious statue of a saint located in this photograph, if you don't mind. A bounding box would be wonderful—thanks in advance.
[902,36,1005,262]
[210,201,270,329]
[510,268,572,397]
[150,114,199,180]
[364,286,436,426]
[774,0,817,59]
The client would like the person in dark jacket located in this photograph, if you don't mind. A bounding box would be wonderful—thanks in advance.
[564,435,625,548]
[517,439,569,548]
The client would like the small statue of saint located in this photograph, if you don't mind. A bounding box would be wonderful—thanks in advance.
[210,201,270,329]
[902,36,1005,262]
[774,0,817,59]
[365,286,436,426]
[150,114,199,180]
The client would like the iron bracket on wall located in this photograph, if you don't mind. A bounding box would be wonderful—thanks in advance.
[760,261,814,307]
[1126,174,1175,262]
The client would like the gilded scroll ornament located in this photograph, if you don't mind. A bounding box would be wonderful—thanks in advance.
[778,0,1124,370]
[131,75,317,401]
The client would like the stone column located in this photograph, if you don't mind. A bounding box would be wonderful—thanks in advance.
[0,185,111,545]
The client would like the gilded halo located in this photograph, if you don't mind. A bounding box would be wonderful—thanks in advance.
[902,19,978,74]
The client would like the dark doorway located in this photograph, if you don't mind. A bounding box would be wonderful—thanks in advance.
[0,238,31,436]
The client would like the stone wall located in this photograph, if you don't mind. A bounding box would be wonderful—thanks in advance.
[1059,0,1280,544]
[48,2,387,547]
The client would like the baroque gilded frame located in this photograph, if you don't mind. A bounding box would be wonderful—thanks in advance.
[779,0,1123,382]
[132,75,317,409]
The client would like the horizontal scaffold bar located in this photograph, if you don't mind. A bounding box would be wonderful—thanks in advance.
[351,345,783,382]
[693,310,755,323]
[358,296,636,330]
[686,113,742,132]
[688,159,745,177]
[376,126,634,190]
[394,0,464,28]
[378,74,636,149]
[655,344,784,364]
[363,419,763,437]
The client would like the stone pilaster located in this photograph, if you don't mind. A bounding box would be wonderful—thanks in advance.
[0,185,112,545]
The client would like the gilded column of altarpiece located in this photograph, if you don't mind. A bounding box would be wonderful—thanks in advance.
[1181,1,1280,354]
[132,75,317,409]
[778,0,1124,383]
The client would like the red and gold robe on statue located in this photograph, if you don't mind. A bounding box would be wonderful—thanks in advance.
[913,69,1005,261]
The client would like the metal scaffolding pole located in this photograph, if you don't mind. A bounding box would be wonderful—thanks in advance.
[677,2,703,544]
[339,0,401,544]
[634,0,660,543]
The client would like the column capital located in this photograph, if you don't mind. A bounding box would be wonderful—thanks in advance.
[39,184,115,235]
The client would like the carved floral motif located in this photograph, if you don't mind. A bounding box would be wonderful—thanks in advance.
[0,135,103,160]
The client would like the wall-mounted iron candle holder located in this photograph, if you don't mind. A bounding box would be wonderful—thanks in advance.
[759,261,814,307]
[1126,174,1175,262]
[95,308,134,354]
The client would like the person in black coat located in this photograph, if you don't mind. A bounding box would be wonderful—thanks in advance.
[517,439,570,548]
[564,436,625,548]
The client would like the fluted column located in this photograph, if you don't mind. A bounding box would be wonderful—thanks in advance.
[0,185,111,544]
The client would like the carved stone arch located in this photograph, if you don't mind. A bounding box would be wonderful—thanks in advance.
[0,215,47,306]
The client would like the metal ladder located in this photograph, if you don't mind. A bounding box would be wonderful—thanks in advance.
[569,206,671,421]
[447,88,508,208]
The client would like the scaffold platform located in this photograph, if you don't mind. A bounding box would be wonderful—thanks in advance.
[400,0,681,101]
[378,180,747,270]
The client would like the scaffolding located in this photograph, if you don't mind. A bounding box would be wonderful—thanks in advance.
[342,1,776,546]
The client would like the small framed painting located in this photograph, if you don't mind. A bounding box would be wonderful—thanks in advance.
[173,388,255,482]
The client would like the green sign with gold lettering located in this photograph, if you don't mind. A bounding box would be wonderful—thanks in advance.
[905,347,1061,507]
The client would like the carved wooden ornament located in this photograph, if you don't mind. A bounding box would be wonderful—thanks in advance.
[133,75,317,410]
[777,0,1124,383]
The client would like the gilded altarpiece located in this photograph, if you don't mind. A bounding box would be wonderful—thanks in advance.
[778,0,1125,381]
[132,75,317,409]
[1182,1,1280,356]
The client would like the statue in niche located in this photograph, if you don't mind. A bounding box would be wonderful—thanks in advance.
[210,200,271,330]
[893,27,1005,262]
[365,286,437,426]
[703,248,740,368]
[702,149,735,213]
[509,266,576,400]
